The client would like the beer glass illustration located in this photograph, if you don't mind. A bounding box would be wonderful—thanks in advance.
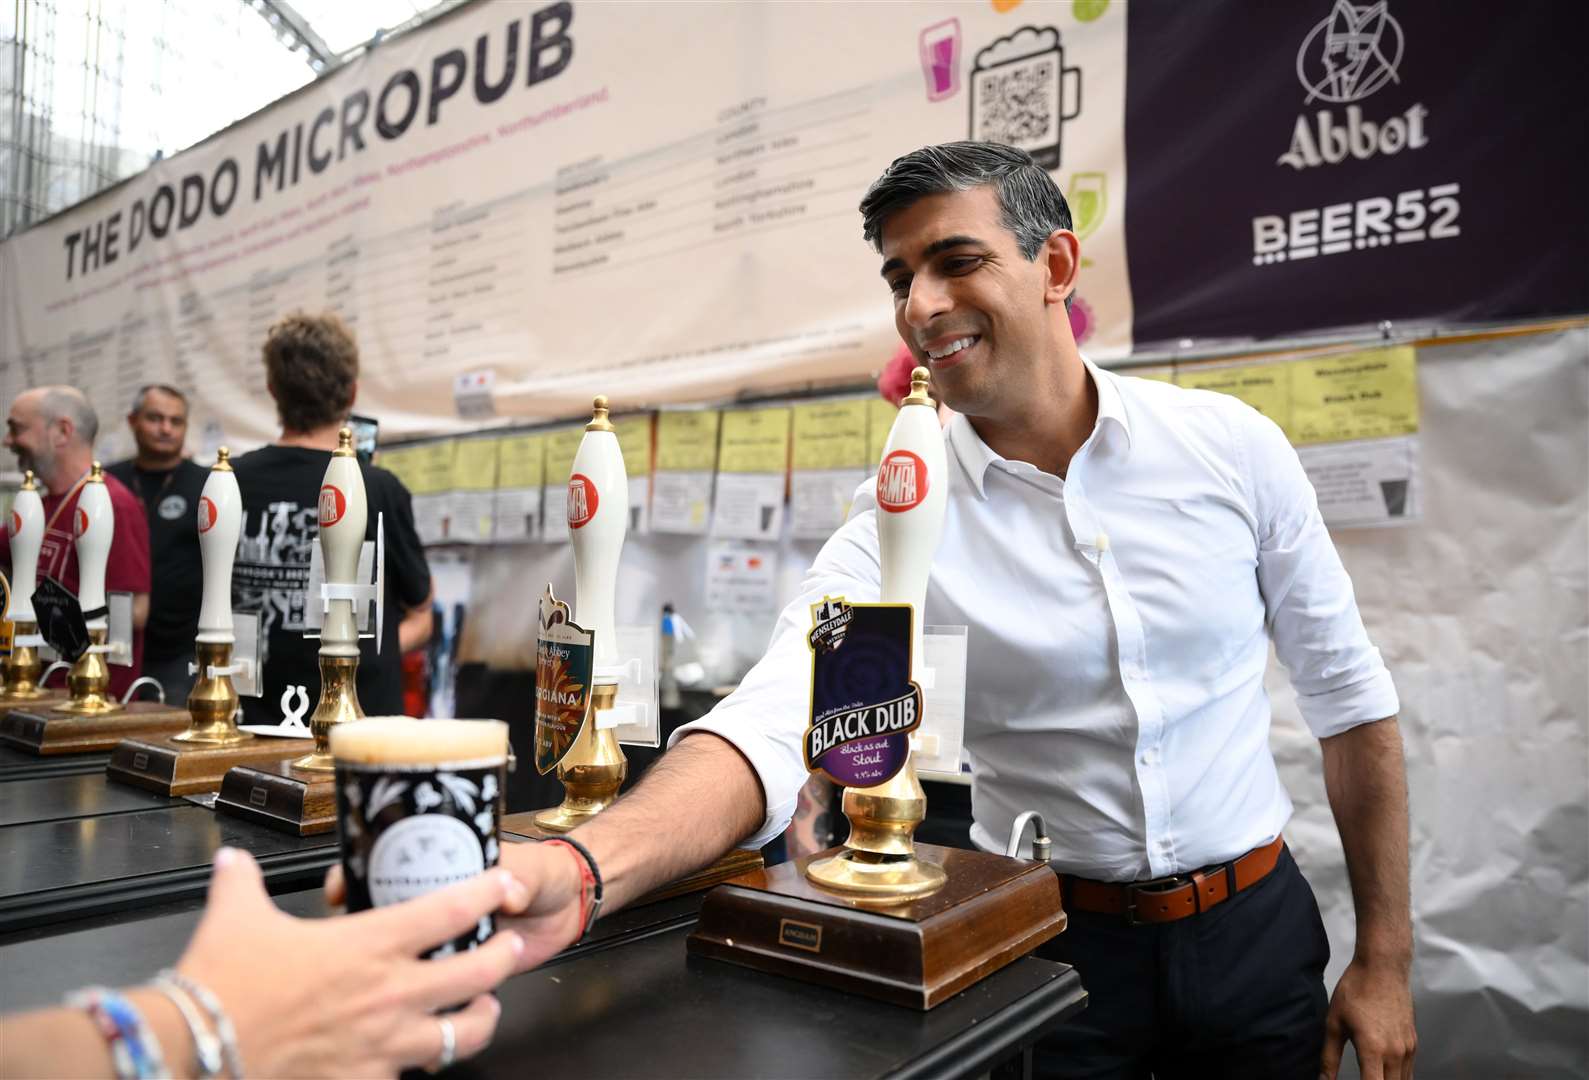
[969,26,1082,171]
[919,19,962,102]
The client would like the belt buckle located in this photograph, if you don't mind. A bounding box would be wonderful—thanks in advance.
[1123,874,1188,926]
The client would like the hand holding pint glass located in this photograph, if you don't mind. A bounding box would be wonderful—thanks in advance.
[331,718,510,957]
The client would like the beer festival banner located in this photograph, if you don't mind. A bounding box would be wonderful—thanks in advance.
[2,0,1583,460]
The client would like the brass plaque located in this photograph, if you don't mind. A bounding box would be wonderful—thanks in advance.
[778,918,822,953]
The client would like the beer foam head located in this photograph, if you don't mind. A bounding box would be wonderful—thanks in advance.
[331,717,508,765]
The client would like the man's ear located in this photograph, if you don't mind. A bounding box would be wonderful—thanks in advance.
[1041,229,1080,308]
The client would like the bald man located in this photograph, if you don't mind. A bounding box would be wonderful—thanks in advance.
[4,387,151,698]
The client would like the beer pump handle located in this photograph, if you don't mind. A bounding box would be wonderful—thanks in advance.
[196,449,243,643]
[569,396,629,676]
[876,368,947,675]
[75,463,115,629]
[7,471,44,623]
[317,429,368,657]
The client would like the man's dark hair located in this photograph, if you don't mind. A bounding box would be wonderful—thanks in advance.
[130,384,188,416]
[261,311,359,433]
[860,141,1075,309]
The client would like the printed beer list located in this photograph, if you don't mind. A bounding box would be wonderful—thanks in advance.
[711,406,791,542]
[651,411,720,535]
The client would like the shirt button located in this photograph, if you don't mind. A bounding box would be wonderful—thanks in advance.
[1095,531,1110,552]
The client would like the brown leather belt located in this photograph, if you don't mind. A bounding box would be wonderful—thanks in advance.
[1060,835,1286,926]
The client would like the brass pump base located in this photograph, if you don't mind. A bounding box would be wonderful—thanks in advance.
[804,848,948,902]
[807,758,946,903]
[293,653,363,772]
[0,623,46,701]
[106,641,287,795]
[533,684,626,833]
[52,627,121,716]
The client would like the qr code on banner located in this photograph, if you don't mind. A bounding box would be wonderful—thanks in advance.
[973,55,1060,151]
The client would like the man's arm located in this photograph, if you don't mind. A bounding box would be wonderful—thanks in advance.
[398,581,434,654]
[1318,716,1417,1080]
[496,733,765,970]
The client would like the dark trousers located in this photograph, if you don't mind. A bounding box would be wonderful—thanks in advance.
[140,653,196,708]
[1034,845,1330,1080]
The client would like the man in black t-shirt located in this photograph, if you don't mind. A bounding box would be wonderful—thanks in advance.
[232,311,432,726]
[107,385,207,704]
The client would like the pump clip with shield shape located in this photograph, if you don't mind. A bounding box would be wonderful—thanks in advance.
[534,584,595,775]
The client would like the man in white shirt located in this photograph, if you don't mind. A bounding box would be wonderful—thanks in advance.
[480,143,1415,1079]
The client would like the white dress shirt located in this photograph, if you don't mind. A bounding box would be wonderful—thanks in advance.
[673,359,1398,882]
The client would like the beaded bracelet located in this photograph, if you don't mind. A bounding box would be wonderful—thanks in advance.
[157,970,244,1080]
[65,987,168,1080]
[149,976,223,1079]
[542,837,604,939]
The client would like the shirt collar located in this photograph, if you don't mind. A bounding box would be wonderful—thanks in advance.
[946,355,1134,500]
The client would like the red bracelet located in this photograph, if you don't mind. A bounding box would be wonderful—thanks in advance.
[542,839,598,938]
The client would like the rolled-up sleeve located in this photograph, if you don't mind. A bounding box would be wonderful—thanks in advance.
[669,509,882,848]
[1244,411,1400,738]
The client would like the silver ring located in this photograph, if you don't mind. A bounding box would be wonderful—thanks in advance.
[435,1016,457,1070]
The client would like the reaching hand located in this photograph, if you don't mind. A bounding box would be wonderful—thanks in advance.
[183,848,528,1078]
[325,837,586,974]
[1320,957,1417,1080]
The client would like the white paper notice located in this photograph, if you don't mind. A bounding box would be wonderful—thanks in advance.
[493,486,543,543]
[412,493,450,546]
[705,541,778,615]
[710,473,785,541]
[543,483,571,544]
[628,475,651,536]
[651,471,713,534]
[1298,435,1422,529]
[790,468,866,539]
[448,490,496,543]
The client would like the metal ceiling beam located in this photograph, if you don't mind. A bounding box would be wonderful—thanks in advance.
[243,0,336,72]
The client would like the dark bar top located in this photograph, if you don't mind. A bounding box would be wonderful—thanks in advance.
[0,772,181,827]
[0,745,110,782]
[0,806,336,934]
[1,889,1083,1080]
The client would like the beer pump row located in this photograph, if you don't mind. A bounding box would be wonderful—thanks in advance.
[1,379,1066,1009]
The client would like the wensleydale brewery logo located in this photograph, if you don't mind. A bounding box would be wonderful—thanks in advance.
[1279,1,1427,171]
[318,484,346,527]
[877,450,928,513]
[567,473,598,529]
[197,496,218,534]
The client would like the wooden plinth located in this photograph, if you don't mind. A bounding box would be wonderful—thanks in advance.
[687,842,1066,1010]
[0,690,67,721]
[502,812,765,904]
[0,701,191,756]
[213,757,336,835]
[106,734,304,796]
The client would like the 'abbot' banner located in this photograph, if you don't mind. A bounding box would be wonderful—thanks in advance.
[1124,0,1589,347]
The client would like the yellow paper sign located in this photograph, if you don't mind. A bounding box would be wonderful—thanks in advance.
[718,406,792,474]
[1176,361,1294,433]
[1289,346,1419,446]
[612,414,654,478]
[544,425,585,487]
[452,437,500,492]
[791,399,869,471]
[496,433,545,489]
[404,440,458,496]
[866,398,898,467]
[656,411,721,472]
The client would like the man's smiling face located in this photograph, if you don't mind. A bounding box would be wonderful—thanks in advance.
[879,186,1055,420]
